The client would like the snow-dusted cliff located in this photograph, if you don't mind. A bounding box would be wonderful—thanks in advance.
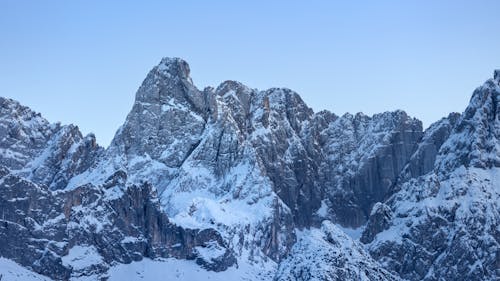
[0,58,498,281]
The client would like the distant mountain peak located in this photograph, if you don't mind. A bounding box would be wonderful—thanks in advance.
[133,57,200,108]
[156,57,192,81]
[494,69,500,81]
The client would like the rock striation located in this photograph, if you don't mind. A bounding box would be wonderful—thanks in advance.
[0,59,498,281]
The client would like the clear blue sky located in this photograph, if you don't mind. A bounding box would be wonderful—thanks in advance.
[1,1,499,147]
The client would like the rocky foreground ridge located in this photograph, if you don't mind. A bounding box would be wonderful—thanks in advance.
[0,59,498,281]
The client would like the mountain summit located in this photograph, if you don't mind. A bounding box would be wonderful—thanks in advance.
[0,59,498,281]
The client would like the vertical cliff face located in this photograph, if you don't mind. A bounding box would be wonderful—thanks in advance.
[396,112,461,183]
[0,59,498,281]
[0,167,236,280]
[315,111,423,227]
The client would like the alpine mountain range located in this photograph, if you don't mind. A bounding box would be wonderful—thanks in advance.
[0,58,498,281]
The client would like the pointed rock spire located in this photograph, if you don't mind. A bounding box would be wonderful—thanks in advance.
[436,72,500,171]
[108,57,207,168]
[134,57,204,111]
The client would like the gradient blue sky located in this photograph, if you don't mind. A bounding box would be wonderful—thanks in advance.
[2,1,499,147]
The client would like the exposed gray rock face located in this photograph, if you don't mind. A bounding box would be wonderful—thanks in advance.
[0,166,236,280]
[245,87,319,228]
[435,76,500,171]
[363,71,500,281]
[360,202,392,244]
[0,59,498,281]
[0,98,53,170]
[315,111,423,227]
[111,57,206,165]
[395,112,461,185]
[0,97,103,190]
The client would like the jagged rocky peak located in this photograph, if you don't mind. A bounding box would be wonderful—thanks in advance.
[107,57,317,181]
[213,80,314,134]
[0,97,50,129]
[131,57,206,119]
[494,69,500,81]
[110,58,207,166]
[0,97,102,190]
[361,71,500,281]
[465,70,500,122]
[212,80,254,130]
[435,70,500,172]
[0,97,56,170]
[216,80,253,99]
[23,123,102,190]
[147,57,206,113]
[261,87,314,132]
[215,80,254,111]
[158,57,192,79]
[136,57,196,101]
[2,57,499,280]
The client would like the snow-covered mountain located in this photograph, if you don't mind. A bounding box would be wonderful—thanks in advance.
[0,58,498,281]
[362,72,500,281]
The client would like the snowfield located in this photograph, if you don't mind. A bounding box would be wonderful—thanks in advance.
[0,258,51,281]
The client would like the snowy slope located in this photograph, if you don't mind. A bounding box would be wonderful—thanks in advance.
[363,71,500,281]
[275,221,399,281]
[107,257,277,281]
[0,59,498,281]
[0,258,51,281]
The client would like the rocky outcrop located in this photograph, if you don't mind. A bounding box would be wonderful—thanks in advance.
[110,58,207,167]
[316,111,423,227]
[1,59,498,281]
[0,97,103,190]
[362,71,500,281]
[398,113,461,182]
[360,202,393,244]
[0,166,236,279]
[435,75,500,171]
[0,98,55,170]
